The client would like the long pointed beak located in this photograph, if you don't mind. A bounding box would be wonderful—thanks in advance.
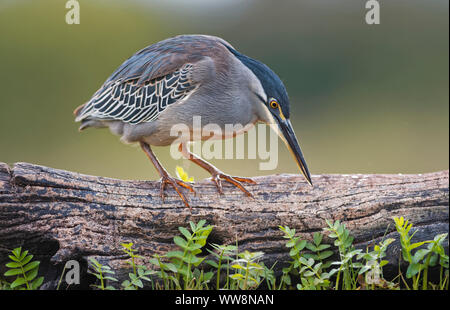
[277,119,313,186]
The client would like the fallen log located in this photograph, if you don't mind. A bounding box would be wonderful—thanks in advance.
[0,162,448,289]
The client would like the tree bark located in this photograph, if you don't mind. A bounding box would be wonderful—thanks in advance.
[0,162,448,289]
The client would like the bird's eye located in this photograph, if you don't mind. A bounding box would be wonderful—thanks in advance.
[269,100,278,109]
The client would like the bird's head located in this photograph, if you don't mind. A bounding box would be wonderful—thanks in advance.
[227,46,313,186]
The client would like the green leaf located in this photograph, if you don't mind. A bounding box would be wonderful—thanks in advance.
[165,263,178,273]
[343,235,354,248]
[89,258,101,268]
[205,260,218,268]
[4,268,22,276]
[433,233,448,242]
[204,271,214,282]
[148,258,160,266]
[137,267,144,276]
[406,263,422,278]
[178,226,192,239]
[358,265,371,275]
[187,243,203,252]
[173,236,188,249]
[230,274,244,280]
[12,247,22,259]
[31,277,44,290]
[21,255,33,266]
[23,261,40,273]
[132,279,143,288]
[286,240,296,248]
[296,240,307,251]
[429,254,438,267]
[5,261,22,268]
[166,250,184,259]
[316,244,331,251]
[318,250,333,260]
[412,249,429,264]
[305,242,317,252]
[10,277,26,289]
[313,232,323,246]
[102,269,115,274]
[380,260,389,267]
[408,241,428,252]
[189,221,197,232]
[197,219,206,229]
[303,270,314,277]
[328,232,338,239]
[8,254,20,262]
[91,273,104,281]
[289,247,300,257]
[182,253,203,265]
[25,268,38,281]
[313,262,322,273]
[19,250,29,261]
[121,242,133,249]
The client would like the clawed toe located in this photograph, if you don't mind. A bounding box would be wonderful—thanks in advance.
[210,173,255,198]
[159,176,194,210]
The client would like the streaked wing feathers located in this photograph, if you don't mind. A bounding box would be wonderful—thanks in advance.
[76,64,196,124]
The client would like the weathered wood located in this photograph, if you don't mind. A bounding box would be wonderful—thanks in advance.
[0,162,448,289]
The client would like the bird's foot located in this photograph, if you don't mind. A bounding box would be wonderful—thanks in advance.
[209,171,256,198]
[159,174,195,210]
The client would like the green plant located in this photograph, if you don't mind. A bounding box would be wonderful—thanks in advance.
[0,278,11,290]
[230,250,268,289]
[394,216,448,290]
[3,218,447,291]
[3,247,44,290]
[206,243,237,290]
[121,242,155,290]
[150,220,214,289]
[356,237,397,289]
[87,257,117,290]
[304,232,334,270]
[279,226,333,290]
[394,216,428,289]
[324,220,362,290]
[149,254,179,289]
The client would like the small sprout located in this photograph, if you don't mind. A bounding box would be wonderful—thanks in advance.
[176,166,194,183]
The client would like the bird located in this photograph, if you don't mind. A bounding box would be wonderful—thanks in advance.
[74,34,312,209]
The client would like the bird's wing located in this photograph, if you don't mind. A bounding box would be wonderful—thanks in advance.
[75,63,197,124]
[74,35,232,125]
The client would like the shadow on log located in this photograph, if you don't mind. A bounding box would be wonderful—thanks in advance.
[0,162,448,289]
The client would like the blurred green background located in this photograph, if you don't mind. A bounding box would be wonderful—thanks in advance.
[0,0,448,181]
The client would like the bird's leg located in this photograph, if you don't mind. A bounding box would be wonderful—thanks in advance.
[140,142,195,209]
[178,143,255,197]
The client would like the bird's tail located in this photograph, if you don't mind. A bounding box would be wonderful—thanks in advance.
[73,102,104,131]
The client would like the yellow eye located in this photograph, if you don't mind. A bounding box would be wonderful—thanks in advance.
[270,100,278,109]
